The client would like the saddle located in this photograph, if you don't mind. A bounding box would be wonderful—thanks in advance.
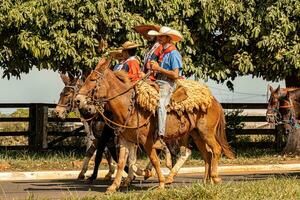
[136,79,213,116]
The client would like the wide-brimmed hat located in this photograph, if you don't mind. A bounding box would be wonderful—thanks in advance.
[133,24,161,40]
[148,26,183,42]
[120,41,140,50]
[108,49,123,59]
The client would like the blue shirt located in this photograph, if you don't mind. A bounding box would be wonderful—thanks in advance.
[160,50,182,72]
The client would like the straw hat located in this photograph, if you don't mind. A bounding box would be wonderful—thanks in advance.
[120,41,140,50]
[108,49,123,59]
[133,25,161,40]
[148,26,183,42]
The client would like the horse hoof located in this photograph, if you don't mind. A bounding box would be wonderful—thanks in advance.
[157,185,165,190]
[212,177,222,184]
[77,174,85,180]
[144,169,152,180]
[106,186,116,194]
[120,181,130,188]
[165,177,174,185]
[87,176,96,183]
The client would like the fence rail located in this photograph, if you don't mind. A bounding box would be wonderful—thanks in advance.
[0,103,282,151]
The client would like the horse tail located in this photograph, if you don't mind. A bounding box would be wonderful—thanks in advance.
[216,105,235,159]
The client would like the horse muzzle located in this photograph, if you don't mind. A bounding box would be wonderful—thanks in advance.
[54,107,67,120]
[74,94,88,109]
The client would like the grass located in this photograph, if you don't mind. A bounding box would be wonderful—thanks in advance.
[0,147,299,172]
[26,177,300,200]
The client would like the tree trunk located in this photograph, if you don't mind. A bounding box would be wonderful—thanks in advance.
[282,128,300,156]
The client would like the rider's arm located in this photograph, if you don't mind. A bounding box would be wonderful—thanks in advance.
[151,50,182,80]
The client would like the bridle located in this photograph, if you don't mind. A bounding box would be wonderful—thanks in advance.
[56,85,79,112]
[79,68,152,130]
[267,92,298,128]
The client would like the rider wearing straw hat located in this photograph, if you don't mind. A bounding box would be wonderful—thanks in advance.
[133,24,162,78]
[147,26,183,147]
[111,41,142,83]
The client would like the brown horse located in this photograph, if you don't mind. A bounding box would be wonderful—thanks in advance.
[267,85,300,155]
[267,85,300,134]
[75,57,235,193]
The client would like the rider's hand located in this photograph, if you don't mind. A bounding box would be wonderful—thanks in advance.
[150,61,160,72]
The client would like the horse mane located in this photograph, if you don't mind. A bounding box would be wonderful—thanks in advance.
[113,70,131,85]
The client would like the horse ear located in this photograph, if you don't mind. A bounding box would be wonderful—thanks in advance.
[95,57,111,71]
[60,73,70,85]
[268,85,274,93]
[275,85,280,92]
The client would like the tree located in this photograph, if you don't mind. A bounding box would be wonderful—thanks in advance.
[1,0,299,87]
[1,0,299,154]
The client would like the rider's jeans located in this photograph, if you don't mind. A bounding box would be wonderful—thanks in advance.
[156,80,176,137]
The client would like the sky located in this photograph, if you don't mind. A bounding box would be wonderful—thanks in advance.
[0,68,285,106]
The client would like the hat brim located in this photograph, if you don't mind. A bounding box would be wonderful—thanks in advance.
[108,49,123,59]
[148,30,183,42]
[133,25,161,40]
[121,44,140,50]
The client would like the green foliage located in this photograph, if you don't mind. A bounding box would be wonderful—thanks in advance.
[0,0,299,83]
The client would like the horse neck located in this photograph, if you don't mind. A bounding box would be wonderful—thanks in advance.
[104,70,133,124]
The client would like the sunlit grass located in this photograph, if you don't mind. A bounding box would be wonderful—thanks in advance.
[26,177,299,200]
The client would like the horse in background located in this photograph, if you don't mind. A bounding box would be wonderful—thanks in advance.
[266,85,300,134]
[75,57,235,193]
[54,73,116,181]
[266,85,300,155]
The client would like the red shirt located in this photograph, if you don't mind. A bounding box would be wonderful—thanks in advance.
[123,57,141,83]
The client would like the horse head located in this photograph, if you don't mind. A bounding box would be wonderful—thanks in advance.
[266,85,285,123]
[266,85,298,135]
[75,57,111,115]
[54,73,81,119]
[278,91,298,135]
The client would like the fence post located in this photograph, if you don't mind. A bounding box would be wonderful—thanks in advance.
[28,104,48,150]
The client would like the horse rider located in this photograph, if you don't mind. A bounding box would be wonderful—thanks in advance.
[147,26,183,148]
[133,25,163,81]
[111,41,142,83]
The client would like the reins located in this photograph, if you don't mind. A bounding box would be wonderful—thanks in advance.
[96,106,152,129]
[82,70,153,129]
[92,70,151,104]
[268,93,299,128]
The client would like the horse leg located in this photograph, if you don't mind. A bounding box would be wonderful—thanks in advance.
[106,137,129,193]
[121,143,138,187]
[190,131,212,183]
[77,138,97,180]
[165,145,191,184]
[87,139,105,182]
[144,143,165,190]
[104,148,115,180]
[164,146,173,170]
[143,146,172,181]
[196,128,222,184]
[165,134,190,184]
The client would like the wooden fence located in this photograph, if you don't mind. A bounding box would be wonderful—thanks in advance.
[0,103,282,151]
